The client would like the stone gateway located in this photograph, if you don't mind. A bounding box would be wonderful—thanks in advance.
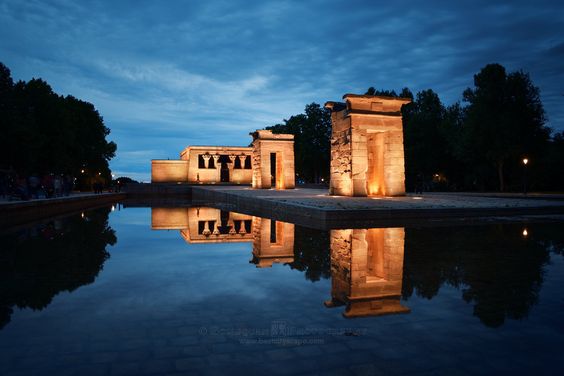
[325,94,410,197]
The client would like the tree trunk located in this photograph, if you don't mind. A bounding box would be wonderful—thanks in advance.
[497,159,505,192]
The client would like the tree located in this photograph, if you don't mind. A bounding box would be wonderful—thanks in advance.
[365,86,413,99]
[0,61,116,186]
[266,103,331,183]
[403,89,455,191]
[462,64,549,191]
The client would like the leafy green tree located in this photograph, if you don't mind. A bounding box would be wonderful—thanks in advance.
[461,64,550,191]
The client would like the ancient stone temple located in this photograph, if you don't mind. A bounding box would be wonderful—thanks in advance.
[151,130,295,190]
[151,207,294,268]
[324,227,410,318]
[250,130,295,189]
[152,146,253,184]
[325,94,410,196]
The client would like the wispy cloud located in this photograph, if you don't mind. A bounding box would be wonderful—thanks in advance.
[1,0,563,181]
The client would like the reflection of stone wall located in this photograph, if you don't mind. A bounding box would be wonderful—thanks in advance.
[251,130,295,189]
[251,217,295,267]
[328,229,353,303]
[326,227,409,318]
[150,208,295,266]
[325,95,410,196]
[151,208,189,229]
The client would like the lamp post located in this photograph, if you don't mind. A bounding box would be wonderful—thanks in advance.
[522,158,529,195]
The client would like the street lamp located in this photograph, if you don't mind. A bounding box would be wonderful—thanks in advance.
[522,157,529,195]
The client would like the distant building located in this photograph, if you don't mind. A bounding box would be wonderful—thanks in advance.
[151,130,295,189]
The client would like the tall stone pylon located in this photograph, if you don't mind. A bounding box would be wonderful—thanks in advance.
[325,94,410,196]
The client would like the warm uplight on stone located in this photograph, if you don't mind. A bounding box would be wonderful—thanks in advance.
[325,94,410,197]
[151,130,295,190]
[250,130,295,189]
[152,146,252,184]
[325,227,410,318]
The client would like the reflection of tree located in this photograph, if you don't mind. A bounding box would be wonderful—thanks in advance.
[0,207,116,329]
[288,226,330,282]
[402,223,562,327]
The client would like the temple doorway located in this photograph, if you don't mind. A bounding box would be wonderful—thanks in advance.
[367,132,385,196]
[270,153,276,188]
[219,155,230,182]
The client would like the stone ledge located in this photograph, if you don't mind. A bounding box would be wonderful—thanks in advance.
[0,193,126,228]
[191,186,564,229]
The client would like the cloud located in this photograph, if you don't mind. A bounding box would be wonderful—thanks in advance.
[1,0,563,181]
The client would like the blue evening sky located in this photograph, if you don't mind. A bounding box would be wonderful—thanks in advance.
[1,0,563,181]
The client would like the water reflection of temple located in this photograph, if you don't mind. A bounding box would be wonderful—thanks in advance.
[325,228,410,318]
[152,209,410,318]
[151,207,294,267]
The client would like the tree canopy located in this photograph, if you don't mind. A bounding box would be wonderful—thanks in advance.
[0,62,116,182]
[265,63,561,191]
[461,63,550,191]
[266,103,331,183]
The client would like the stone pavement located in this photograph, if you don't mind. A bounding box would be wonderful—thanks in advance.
[192,186,564,228]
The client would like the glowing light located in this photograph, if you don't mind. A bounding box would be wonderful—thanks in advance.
[412,197,423,200]
[111,205,115,211]
[81,169,84,173]
[522,158,529,165]
[371,197,382,200]
[98,172,101,176]
[81,212,85,218]
[522,229,528,237]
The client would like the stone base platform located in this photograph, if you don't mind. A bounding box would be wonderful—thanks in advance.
[192,186,564,229]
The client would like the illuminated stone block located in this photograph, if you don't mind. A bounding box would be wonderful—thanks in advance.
[325,94,410,196]
[250,130,295,189]
[181,146,253,184]
[151,160,189,183]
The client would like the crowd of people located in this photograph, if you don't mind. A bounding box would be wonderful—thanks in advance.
[0,172,122,201]
[0,172,75,201]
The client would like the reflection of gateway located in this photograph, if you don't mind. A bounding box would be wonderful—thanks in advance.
[151,207,294,267]
[325,228,410,318]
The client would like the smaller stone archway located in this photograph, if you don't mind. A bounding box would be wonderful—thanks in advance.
[250,130,295,189]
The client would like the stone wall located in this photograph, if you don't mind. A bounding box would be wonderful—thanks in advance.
[183,146,252,184]
[325,94,410,197]
[151,160,189,183]
[251,130,295,189]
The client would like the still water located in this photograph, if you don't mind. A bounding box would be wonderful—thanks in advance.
[1,205,564,375]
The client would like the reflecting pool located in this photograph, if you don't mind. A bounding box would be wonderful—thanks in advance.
[1,205,564,375]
